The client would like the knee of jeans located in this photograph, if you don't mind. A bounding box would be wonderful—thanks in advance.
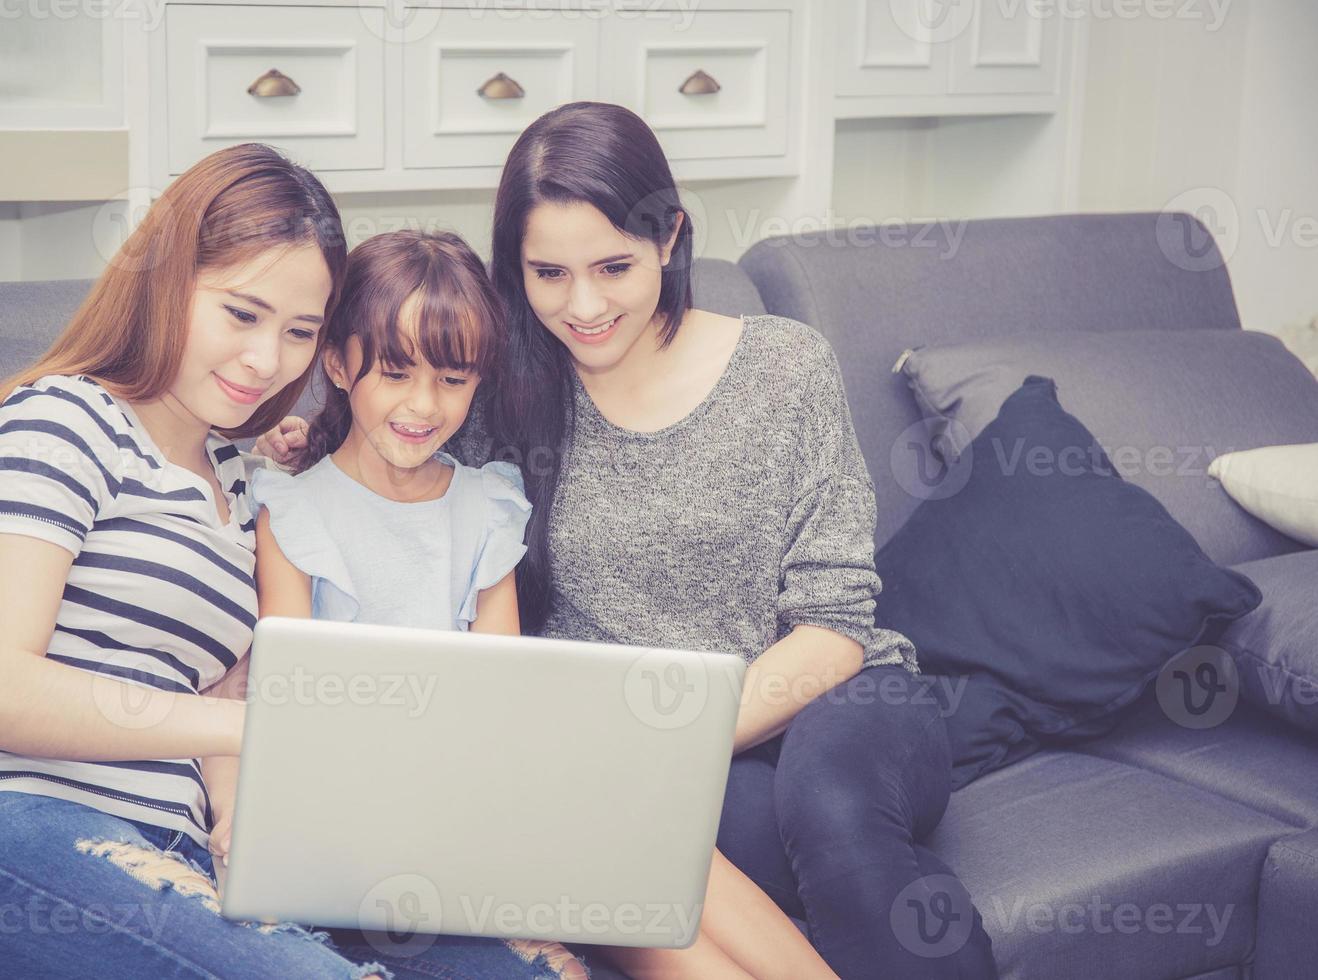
[505,938,592,980]
[72,835,386,977]
[74,838,222,915]
[788,668,950,769]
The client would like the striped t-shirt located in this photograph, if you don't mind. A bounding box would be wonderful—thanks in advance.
[0,373,267,846]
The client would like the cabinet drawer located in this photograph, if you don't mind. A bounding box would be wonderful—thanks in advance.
[835,0,954,98]
[948,0,1063,96]
[601,9,791,162]
[402,9,598,170]
[165,4,385,174]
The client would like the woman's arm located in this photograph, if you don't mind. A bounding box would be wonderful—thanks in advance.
[204,508,312,864]
[0,533,245,760]
[734,334,911,754]
[199,654,251,865]
[255,507,313,618]
[734,626,863,755]
[469,570,520,636]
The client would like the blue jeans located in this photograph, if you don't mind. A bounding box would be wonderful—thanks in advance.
[716,665,999,979]
[0,791,581,979]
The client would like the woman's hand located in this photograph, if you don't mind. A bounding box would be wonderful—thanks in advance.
[253,417,310,468]
[201,754,240,866]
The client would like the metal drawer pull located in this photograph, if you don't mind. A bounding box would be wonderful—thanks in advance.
[478,72,526,100]
[679,70,721,95]
[248,69,301,98]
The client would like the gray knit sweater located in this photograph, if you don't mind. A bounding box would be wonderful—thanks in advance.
[448,313,918,672]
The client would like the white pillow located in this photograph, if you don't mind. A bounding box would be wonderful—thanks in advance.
[1208,444,1318,547]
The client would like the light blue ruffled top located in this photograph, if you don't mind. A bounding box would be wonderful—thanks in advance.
[249,451,531,630]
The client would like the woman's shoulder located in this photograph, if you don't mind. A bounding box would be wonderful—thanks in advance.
[726,314,843,388]
[0,373,146,463]
[3,373,129,424]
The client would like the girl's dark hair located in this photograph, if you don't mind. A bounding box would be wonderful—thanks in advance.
[489,101,694,632]
[301,230,504,472]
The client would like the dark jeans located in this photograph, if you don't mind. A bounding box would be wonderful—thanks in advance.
[716,665,998,979]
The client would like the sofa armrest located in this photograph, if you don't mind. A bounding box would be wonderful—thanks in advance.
[1255,827,1318,978]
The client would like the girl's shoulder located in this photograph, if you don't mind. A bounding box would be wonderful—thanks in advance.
[248,454,335,513]
[445,455,532,528]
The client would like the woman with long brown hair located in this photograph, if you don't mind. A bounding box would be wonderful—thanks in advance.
[0,143,581,979]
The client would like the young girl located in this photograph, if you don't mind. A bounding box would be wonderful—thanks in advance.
[229,229,586,979]
[247,230,527,633]
[244,229,835,980]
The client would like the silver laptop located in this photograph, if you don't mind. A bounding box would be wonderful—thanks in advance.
[220,616,746,949]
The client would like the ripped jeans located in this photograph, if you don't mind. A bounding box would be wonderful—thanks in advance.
[0,791,586,980]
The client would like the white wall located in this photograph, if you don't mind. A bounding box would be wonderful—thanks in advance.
[1229,0,1318,333]
[1076,0,1318,334]
[832,112,1072,223]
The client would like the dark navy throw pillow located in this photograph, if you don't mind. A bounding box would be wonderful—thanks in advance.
[874,375,1262,790]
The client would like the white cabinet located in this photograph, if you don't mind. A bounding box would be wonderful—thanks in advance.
[137,0,805,193]
[164,5,386,173]
[105,0,1075,196]
[0,17,124,129]
[949,0,1063,96]
[600,10,792,165]
[834,0,1067,117]
[834,0,952,98]
[402,8,599,171]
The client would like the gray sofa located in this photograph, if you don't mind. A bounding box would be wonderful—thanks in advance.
[3,212,1316,980]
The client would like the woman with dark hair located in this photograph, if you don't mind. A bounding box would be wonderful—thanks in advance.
[262,103,997,979]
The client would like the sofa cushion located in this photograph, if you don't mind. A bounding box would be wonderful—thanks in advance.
[898,329,1318,567]
[874,376,1262,790]
[1077,686,1318,830]
[739,213,1245,550]
[1216,550,1318,738]
[1209,444,1318,548]
[927,751,1290,980]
